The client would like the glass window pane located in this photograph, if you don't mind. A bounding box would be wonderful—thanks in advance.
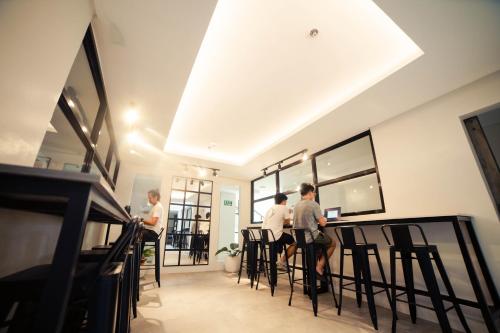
[196,222,210,234]
[198,207,211,220]
[279,160,313,193]
[253,198,274,222]
[200,180,213,193]
[90,160,105,178]
[129,175,162,218]
[253,174,276,200]
[170,190,185,205]
[180,251,194,265]
[64,45,100,132]
[95,121,110,162]
[35,105,87,172]
[109,153,117,176]
[315,136,375,183]
[199,193,211,207]
[286,192,301,209]
[164,251,180,265]
[318,173,382,214]
[172,177,186,190]
[185,192,199,206]
[183,206,195,220]
[168,204,183,221]
[186,178,199,192]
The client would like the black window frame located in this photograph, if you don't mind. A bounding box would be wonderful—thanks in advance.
[37,25,120,190]
[251,130,385,223]
[164,176,213,266]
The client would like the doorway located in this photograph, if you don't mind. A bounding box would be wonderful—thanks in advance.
[218,185,240,262]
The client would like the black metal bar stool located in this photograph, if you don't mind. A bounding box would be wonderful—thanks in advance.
[381,223,471,333]
[237,229,259,287]
[288,228,338,316]
[334,225,394,330]
[255,229,292,296]
[140,227,164,287]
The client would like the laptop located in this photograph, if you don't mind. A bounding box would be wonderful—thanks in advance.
[324,207,341,221]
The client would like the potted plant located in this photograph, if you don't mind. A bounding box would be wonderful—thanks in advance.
[216,243,241,273]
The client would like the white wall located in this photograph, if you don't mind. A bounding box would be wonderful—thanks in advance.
[330,70,500,332]
[0,0,99,277]
[113,160,251,273]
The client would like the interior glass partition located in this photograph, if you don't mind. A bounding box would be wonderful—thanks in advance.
[164,176,213,266]
[250,131,385,223]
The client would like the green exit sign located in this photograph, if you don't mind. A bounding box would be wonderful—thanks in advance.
[224,200,233,206]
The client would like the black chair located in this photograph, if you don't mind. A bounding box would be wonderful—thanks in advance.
[140,227,164,287]
[0,220,138,333]
[238,229,254,287]
[381,224,471,333]
[255,229,292,296]
[288,228,338,316]
[334,225,394,330]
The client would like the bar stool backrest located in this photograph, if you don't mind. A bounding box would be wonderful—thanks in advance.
[248,227,261,242]
[382,223,430,251]
[260,228,277,244]
[334,225,369,249]
[241,229,250,243]
[100,220,137,275]
[291,228,313,248]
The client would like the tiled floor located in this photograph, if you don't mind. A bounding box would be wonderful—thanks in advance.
[132,271,445,333]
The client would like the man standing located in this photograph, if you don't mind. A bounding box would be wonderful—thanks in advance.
[293,183,335,277]
[262,193,297,267]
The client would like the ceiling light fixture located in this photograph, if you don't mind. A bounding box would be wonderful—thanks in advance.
[124,108,139,125]
[126,131,139,143]
[184,164,221,179]
[67,99,75,108]
[309,28,319,38]
[81,126,88,133]
[261,149,308,175]
[213,169,219,177]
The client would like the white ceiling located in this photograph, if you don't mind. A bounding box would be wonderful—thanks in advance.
[165,0,422,165]
[93,0,500,180]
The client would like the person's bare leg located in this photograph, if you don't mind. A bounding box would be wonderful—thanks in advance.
[280,244,296,263]
[316,241,336,274]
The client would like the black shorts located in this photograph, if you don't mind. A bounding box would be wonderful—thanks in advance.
[277,232,295,246]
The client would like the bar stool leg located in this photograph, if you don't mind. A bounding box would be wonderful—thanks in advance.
[415,249,453,333]
[288,250,298,306]
[283,243,292,287]
[352,252,363,307]
[374,247,396,320]
[401,250,417,323]
[360,248,378,330]
[255,243,263,290]
[390,247,398,333]
[306,246,318,316]
[323,247,338,308]
[155,239,161,287]
[432,250,471,333]
[338,246,345,315]
[237,242,246,284]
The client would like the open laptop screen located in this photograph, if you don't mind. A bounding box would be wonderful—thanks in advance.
[324,207,341,220]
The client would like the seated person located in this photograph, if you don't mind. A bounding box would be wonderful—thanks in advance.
[262,193,296,267]
[293,183,336,277]
[141,189,164,254]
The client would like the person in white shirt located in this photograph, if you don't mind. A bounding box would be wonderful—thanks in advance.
[262,193,296,266]
[141,189,164,254]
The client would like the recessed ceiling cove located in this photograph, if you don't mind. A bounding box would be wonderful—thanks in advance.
[165,0,423,165]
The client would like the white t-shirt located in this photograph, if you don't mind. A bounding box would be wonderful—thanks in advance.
[145,202,164,234]
[262,204,291,240]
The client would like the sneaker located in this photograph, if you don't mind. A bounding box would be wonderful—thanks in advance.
[276,261,286,271]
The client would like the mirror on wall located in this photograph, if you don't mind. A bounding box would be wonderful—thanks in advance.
[164,176,212,266]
